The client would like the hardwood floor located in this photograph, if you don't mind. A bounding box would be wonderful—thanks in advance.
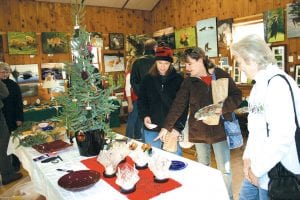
[0,123,244,200]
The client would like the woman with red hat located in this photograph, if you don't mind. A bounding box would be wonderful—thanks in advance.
[138,46,187,155]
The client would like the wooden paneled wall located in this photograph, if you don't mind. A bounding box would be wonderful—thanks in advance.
[0,0,299,103]
[151,0,300,77]
[0,0,151,103]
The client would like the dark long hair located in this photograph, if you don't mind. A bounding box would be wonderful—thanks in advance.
[148,61,173,76]
[183,47,216,75]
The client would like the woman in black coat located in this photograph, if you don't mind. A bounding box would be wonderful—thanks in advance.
[138,46,187,155]
[0,63,23,171]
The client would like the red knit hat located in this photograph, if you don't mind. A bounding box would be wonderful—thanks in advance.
[155,46,173,63]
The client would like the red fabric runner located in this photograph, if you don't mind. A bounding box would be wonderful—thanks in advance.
[81,157,182,200]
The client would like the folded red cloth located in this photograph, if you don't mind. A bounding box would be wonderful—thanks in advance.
[81,157,182,200]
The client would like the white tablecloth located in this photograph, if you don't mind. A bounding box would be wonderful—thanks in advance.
[8,137,229,200]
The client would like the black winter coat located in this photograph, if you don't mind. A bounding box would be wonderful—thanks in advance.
[2,78,23,131]
[130,50,156,95]
[138,69,187,132]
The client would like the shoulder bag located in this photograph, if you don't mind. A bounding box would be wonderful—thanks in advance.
[221,112,243,149]
[267,74,300,200]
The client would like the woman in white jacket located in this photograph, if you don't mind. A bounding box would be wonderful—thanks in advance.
[231,34,300,200]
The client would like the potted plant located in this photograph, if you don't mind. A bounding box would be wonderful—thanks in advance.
[55,1,117,156]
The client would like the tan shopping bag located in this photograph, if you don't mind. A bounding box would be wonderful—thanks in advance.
[211,78,228,104]
[162,132,178,153]
[203,77,228,125]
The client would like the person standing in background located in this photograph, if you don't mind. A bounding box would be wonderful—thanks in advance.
[0,62,23,172]
[156,47,242,199]
[138,46,187,155]
[124,56,141,139]
[0,77,23,185]
[231,34,300,200]
[130,39,157,141]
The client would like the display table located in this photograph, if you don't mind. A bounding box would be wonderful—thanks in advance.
[24,106,60,122]
[7,137,229,200]
[24,102,120,127]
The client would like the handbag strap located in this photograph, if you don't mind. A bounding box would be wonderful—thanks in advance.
[267,74,300,162]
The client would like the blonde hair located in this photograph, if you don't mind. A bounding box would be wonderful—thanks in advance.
[0,62,11,72]
[125,56,136,73]
[230,34,276,70]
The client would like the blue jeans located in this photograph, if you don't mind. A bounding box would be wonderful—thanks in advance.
[144,129,182,156]
[125,102,142,139]
[195,141,233,199]
[239,179,269,200]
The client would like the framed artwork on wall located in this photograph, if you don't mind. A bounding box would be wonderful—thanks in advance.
[103,53,125,72]
[41,63,66,80]
[8,32,37,55]
[10,64,39,83]
[295,64,300,87]
[90,32,103,48]
[174,26,197,49]
[217,18,233,49]
[19,83,39,97]
[196,17,218,58]
[109,33,124,50]
[271,45,286,71]
[153,26,176,49]
[41,32,69,54]
[286,2,300,38]
[220,57,229,67]
[263,8,285,43]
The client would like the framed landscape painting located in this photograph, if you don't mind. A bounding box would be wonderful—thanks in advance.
[10,64,39,83]
[8,32,37,55]
[196,17,218,58]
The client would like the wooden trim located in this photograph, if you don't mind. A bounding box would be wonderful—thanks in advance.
[234,13,263,24]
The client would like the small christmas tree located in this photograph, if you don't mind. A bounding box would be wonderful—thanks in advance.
[56,0,117,140]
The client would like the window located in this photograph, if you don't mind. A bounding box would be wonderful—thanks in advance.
[232,19,264,84]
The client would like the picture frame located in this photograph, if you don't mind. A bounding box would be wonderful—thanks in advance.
[220,57,229,66]
[263,8,285,43]
[109,33,124,50]
[8,32,37,55]
[295,64,300,87]
[153,26,176,49]
[10,64,39,83]
[286,2,300,38]
[271,45,286,71]
[196,17,218,58]
[174,26,197,49]
[217,18,233,48]
[41,32,69,54]
[103,53,125,72]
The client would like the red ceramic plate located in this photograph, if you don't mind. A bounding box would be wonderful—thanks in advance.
[32,140,72,154]
[58,170,100,191]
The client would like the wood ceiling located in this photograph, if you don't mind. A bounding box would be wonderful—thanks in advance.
[35,0,161,11]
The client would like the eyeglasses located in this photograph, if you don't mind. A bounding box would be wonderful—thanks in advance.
[0,71,9,74]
